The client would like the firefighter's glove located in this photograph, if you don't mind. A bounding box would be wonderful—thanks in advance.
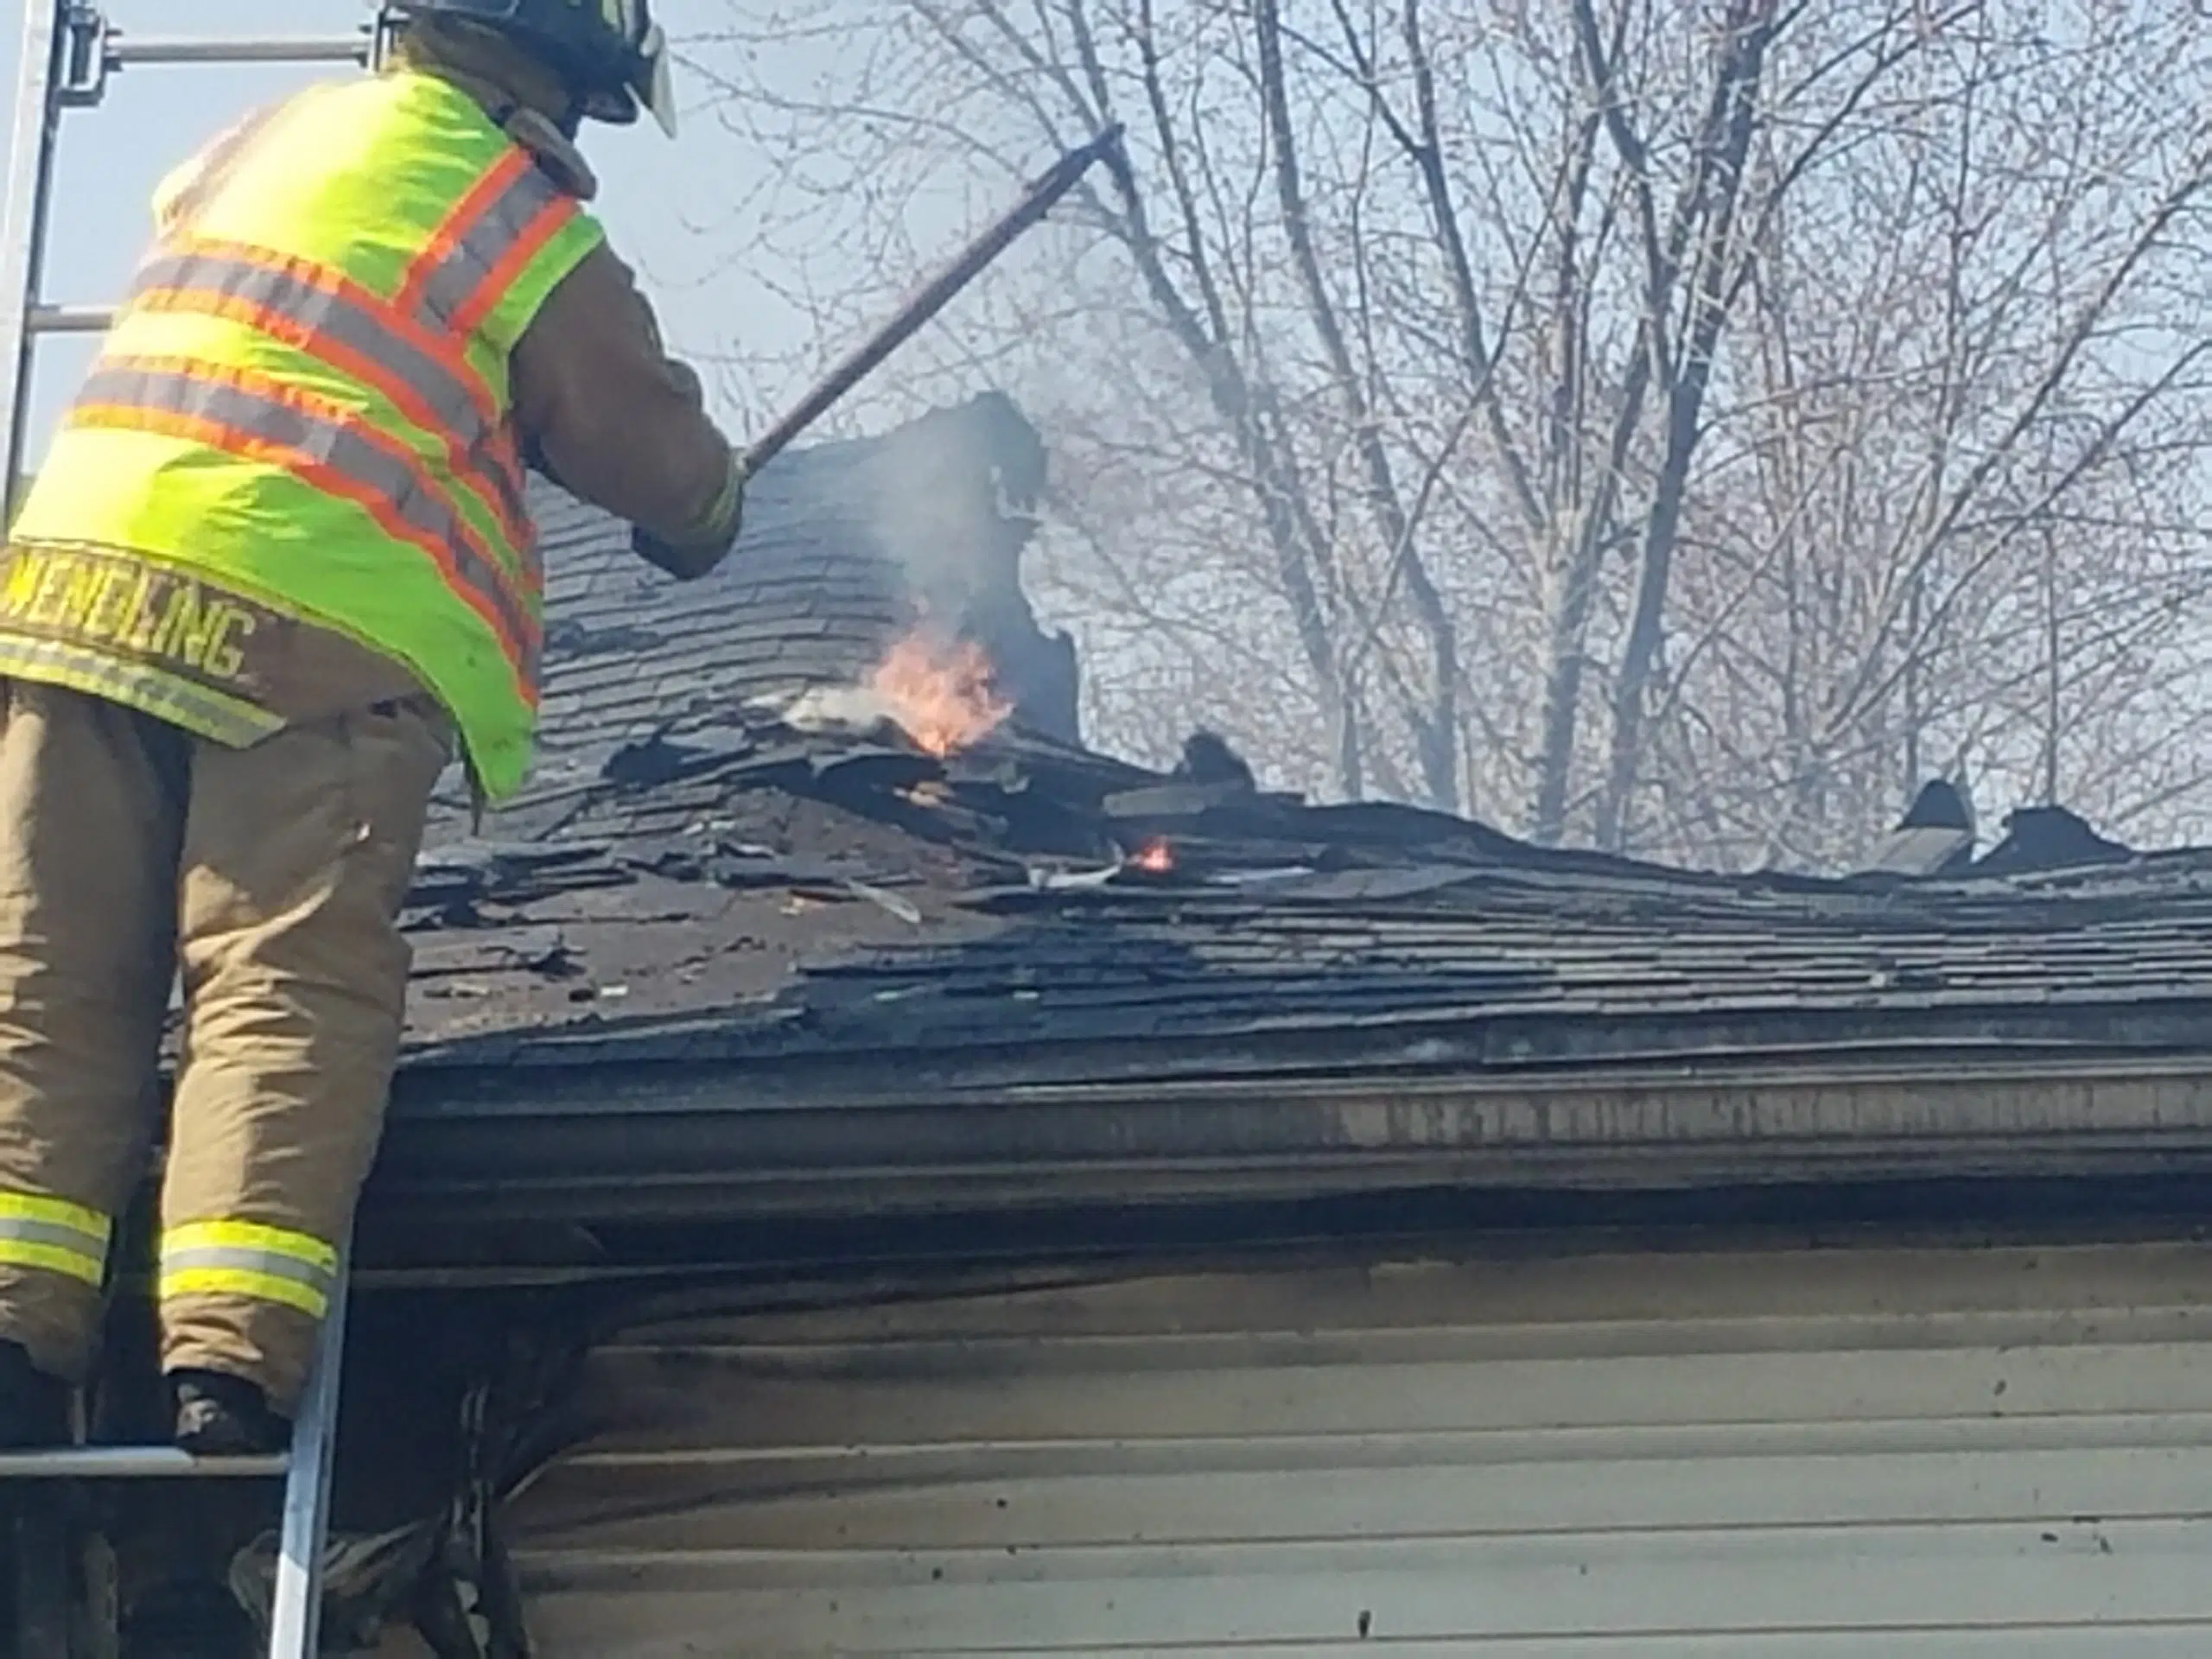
[631,444,747,580]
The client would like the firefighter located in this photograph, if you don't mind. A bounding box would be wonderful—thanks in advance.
[0,0,745,1453]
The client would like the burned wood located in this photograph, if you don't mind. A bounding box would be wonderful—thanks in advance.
[379,398,2212,1109]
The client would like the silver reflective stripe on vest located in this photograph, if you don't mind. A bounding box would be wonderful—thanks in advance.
[405,157,570,330]
[136,252,487,445]
[75,364,540,684]
[129,251,531,539]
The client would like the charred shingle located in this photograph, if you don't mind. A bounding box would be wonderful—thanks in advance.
[1860,779,1976,877]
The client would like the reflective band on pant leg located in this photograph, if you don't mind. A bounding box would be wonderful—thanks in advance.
[0,1192,111,1287]
[159,1220,338,1319]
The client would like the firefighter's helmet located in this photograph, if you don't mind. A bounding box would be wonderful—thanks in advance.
[383,0,678,136]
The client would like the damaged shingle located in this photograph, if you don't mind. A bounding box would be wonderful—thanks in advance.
[407,842,629,919]
[391,397,2212,1084]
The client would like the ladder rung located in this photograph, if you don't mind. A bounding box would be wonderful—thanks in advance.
[28,303,114,335]
[108,35,371,69]
[0,1446,286,1479]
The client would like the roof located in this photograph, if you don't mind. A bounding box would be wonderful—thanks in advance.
[404,737,2212,1077]
[363,399,2212,1241]
[521,389,1078,772]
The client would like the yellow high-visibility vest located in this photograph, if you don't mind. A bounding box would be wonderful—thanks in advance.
[5,69,606,799]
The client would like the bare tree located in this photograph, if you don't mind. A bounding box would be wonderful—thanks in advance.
[690,0,2212,864]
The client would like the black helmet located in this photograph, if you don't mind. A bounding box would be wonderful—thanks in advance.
[384,0,678,135]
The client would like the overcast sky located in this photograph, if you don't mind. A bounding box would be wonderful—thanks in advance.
[2,0,842,467]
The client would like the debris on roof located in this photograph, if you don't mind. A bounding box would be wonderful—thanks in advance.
[1973,804,2136,877]
[1860,779,1977,877]
[378,397,2212,1090]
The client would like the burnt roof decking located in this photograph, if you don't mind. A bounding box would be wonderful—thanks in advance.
[401,721,2212,1081]
[378,703,2212,1231]
[364,402,2212,1231]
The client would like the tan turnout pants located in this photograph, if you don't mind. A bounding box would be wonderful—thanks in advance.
[0,680,447,1413]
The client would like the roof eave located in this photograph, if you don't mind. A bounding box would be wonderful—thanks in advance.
[366,1047,2212,1233]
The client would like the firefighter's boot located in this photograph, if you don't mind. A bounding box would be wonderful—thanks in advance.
[170,1369,288,1457]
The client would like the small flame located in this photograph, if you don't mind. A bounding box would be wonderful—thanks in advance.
[867,628,1012,758]
[1130,838,1175,874]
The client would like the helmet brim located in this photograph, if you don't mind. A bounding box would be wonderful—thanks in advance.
[637,24,677,137]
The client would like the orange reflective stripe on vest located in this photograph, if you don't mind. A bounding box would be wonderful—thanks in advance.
[69,360,541,693]
[397,148,579,334]
[127,244,532,544]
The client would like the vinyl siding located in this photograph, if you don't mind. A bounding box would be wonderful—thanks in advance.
[512,1241,2212,1655]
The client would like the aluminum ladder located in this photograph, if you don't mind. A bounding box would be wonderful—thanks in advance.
[1,1266,352,1656]
[0,10,385,1651]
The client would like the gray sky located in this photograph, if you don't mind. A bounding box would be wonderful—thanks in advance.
[3,0,820,466]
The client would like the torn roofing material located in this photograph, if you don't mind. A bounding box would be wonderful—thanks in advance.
[391,378,2212,1087]
[401,707,2212,1082]
[337,396,2212,1236]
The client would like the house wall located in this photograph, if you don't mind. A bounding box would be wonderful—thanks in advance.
[507,1236,2212,1655]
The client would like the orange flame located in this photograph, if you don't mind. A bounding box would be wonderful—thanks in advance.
[1130,838,1175,874]
[867,629,1012,758]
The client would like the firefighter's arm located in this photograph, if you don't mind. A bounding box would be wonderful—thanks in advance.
[509,245,746,582]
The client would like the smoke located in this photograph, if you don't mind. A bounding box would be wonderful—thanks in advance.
[735,392,1077,751]
[852,392,1080,747]
[858,391,1046,627]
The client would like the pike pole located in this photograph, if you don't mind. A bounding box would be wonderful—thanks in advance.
[738,124,1131,475]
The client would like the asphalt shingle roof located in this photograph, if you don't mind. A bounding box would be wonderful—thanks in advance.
[391,400,2212,1090]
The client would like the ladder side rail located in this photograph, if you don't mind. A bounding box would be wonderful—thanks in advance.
[1,0,67,525]
[265,1249,350,1658]
[0,1447,285,1478]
